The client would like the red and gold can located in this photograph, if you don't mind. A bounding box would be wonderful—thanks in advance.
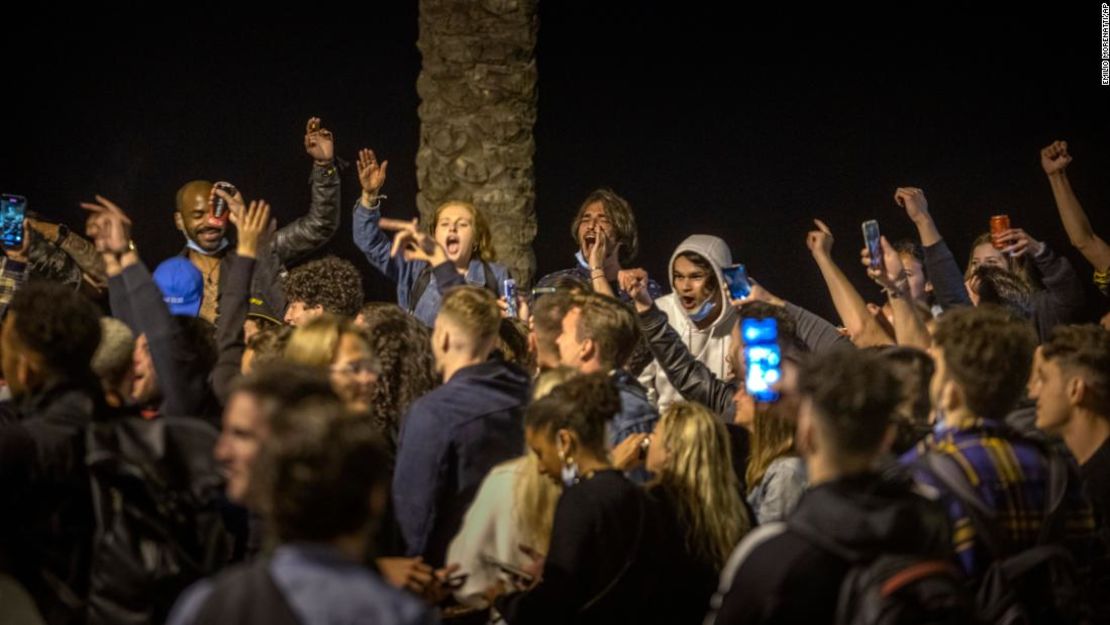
[990,214,1011,250]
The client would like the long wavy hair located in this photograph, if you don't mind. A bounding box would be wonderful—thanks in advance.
[362,314,438,447]
[654,402,750,568]
[745,396,799,498]
[511,367,577,551]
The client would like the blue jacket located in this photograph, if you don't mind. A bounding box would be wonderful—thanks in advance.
[353,203,510,327]
[392,358,531,566]
[610,369,659,484]
[609,369,659,448]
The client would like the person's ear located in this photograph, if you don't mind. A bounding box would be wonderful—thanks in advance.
[438,326,452,354]
[925,280,934,294]
[940,379,962,414]
[556,429,575,457]
[581,338,597,365]
[174,211,185,233]
[1068,376,1086,408]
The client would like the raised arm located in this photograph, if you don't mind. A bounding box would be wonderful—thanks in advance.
[271,117,342,265]
[807,219,893,347]
[1041,140,1110,272]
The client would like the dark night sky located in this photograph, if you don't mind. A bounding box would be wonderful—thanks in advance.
[4,4,1109,320]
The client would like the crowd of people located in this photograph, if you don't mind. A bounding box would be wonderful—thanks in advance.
[0,123,1108,625]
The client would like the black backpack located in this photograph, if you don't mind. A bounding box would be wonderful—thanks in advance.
[790,521,975,625]
[84,415,234,625]
[923,452,1092,625]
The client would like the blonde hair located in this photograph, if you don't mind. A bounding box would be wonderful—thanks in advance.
[284,314,366,368]
[655,402,750,568]
[438,286,501,345]
[508,367,576,552]
[745,397,798,497]
[431,201,496,263]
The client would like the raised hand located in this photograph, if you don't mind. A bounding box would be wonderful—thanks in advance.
[894,187,930,224]
[381,217,448,265]
[1040,140,1071,176]
[357,148,389,196]
[993,227,1043,258]
[806,219,834,258]
[235,200,272,259]
[212,185,246,224]
[861,235,907,294]
[2,220,31,262]
[80,195,133,255]
[618,268,653,312]
[304,116,334,164]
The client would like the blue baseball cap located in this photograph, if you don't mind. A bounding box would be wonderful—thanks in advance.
[152,257,204,317]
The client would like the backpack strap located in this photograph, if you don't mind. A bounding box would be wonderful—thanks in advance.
[407,265,433,313]
[921,453,1009,558]
[481,261,499,293]
[407,262,500,313]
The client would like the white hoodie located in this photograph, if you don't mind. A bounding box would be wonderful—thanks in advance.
[639,234,737,413]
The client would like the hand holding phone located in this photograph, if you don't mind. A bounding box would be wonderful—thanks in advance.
[722,264,752,300]
[1,194,28,250]
[862,220,883,272]
[742,317,781,403]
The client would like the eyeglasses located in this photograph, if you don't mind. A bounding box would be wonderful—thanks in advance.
[330,359,380,376]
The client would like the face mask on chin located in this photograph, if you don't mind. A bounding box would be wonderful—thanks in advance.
[687,297,718,323]
[184,232,230,256]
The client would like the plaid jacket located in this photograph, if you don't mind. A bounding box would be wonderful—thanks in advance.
[901,415,1100,580]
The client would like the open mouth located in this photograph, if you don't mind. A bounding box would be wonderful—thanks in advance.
[583,232,597,251]
[199,228,223,243]
[680,295,698,309]
[445,234,460,256]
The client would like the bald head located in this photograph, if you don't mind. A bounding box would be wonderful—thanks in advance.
[176,180,213,214]
[175,180,226,252]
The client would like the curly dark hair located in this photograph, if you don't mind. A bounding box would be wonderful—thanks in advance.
[800,347,903,456]
[362,314,438,453]
[6,281,100,380]
[283,256,364,317]
[932,305,1037,421]
[1042,324,1110,414]
[256,404,389,544]
[526,372,620,457]
[973,266,1033,321]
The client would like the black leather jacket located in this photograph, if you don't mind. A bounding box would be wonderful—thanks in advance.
[637,301,850,419]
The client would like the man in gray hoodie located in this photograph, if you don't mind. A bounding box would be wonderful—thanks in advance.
[638,235,738,412]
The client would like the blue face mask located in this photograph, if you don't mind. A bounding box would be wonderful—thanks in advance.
[185,234,230,257]
[575,250,590,270]
[687,297,718,323]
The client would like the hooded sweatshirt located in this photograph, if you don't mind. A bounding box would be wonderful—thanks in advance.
[638,235,737,412]
[706,471,952,625]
